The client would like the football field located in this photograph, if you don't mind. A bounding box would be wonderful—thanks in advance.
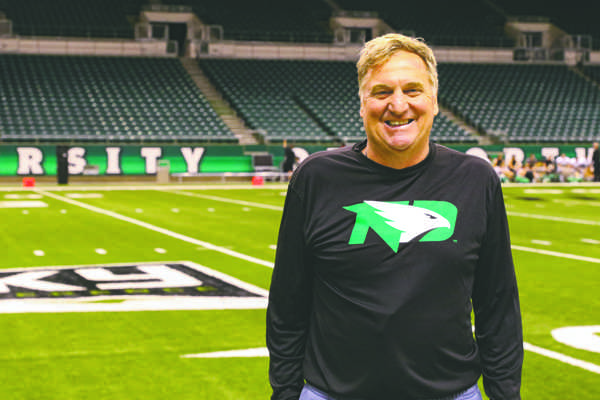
[0,182,598,399]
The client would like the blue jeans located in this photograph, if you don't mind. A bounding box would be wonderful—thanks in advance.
[299,382,483,400]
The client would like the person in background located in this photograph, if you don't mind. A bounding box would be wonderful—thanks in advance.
[507,155,520,181]
[282,139,297,180]
[520,153,538,182]
[555,153,574,182]
[593,142,600,182]
[267,33,523,400]
[492,153,513,182]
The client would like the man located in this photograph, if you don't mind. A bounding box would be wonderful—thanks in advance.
[282,139,297,179]
[593,142,600,182]
[267,34,523,400]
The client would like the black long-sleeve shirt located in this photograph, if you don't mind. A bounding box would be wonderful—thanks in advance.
[267,141,523,400]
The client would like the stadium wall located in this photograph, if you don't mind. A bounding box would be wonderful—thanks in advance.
[0,144,594,178]
[0,37,176,57]
[1,37,596,65]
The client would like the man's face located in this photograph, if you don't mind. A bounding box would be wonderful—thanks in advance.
[360,51,438,167]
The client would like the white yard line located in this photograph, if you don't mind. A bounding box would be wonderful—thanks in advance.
[36,190,275,269]
[170,190,284,211]
[180,343,600,375]
[523,342,600,374]
[181,347,269,359]
[507,211,600,226]
[511,245,600,264]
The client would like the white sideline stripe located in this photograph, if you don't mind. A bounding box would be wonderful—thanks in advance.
[507,211,600,226]
[0,184,288,192]
[512,245,600,264]
[36,190,275,269]
[181,347,269,359]
[524,342,600,374]
[171,190,284,211]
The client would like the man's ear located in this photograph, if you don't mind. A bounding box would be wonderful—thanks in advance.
[359,95,366,119]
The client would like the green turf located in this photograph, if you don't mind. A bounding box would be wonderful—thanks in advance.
[0,183,598,399]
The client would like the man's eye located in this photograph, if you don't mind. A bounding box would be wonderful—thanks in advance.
[373,90,391,97]
[405,88,422,96]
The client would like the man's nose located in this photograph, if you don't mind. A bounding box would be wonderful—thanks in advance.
[387,91,409,113]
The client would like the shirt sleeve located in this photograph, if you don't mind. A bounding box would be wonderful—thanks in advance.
[472,178,524,400]
[267,185,313,400]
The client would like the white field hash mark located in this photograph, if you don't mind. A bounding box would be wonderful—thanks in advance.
[0,200,47,208]
[581,238,600,245]
[36,190,274,269]
[530,240,552,246]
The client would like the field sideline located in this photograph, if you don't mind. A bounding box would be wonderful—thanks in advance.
[0,182,598,399]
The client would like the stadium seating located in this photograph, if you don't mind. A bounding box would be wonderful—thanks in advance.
[160,0,333,43]
[438,63,600,142]
[490,0,600,50]
[1,1,598,147]
[199,58,475,144]
[1,0,143,38]
[582,65,600,85]
[0,54,236,143]
[335,0,512,47]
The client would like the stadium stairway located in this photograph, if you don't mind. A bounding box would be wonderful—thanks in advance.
[180,58,258,145]
[438,107,492,145]
[573,65,600,93]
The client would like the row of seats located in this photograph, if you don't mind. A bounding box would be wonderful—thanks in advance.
[1,0,144,38]
[3,0,594,49]
[155,0,334,43]
[1,0,597,56]
[582,65,600,85]
[490,0,599,50]
[2,54,599,145]
[0,54,236,143]
[336,0,513,48]
[438,63,600,142]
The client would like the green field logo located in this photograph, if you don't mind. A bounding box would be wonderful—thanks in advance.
[343,200,458,252]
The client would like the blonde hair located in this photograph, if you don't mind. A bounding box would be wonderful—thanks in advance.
[357,33,438,97]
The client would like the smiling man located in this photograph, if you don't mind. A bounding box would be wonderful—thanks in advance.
[358,40,438,169]
[267,34,523,400]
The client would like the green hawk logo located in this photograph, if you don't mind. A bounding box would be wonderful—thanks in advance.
[343,200,458,252]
